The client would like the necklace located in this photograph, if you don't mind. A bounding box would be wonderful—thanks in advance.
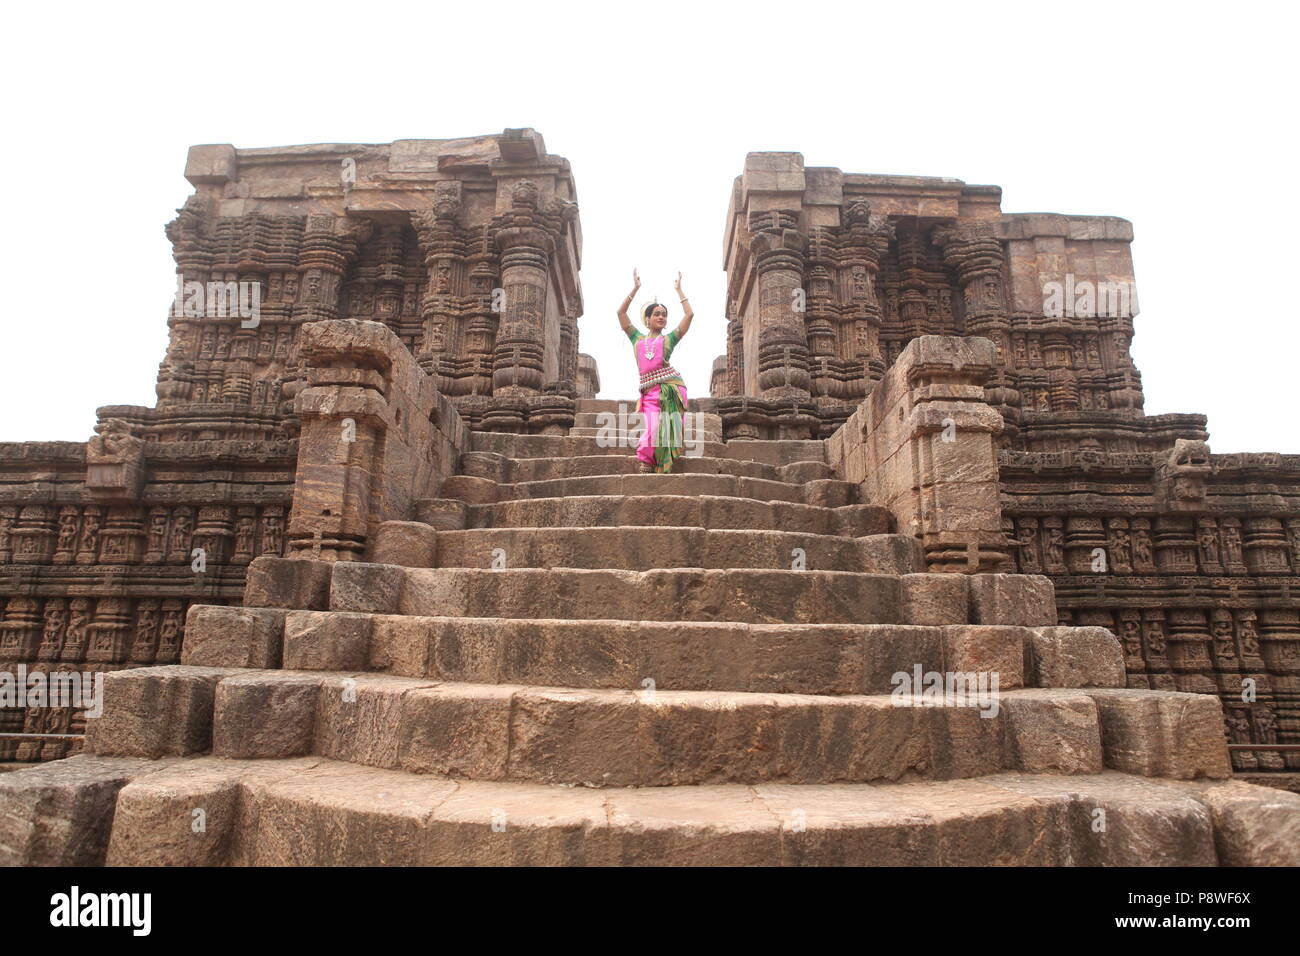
[643,335,660,360]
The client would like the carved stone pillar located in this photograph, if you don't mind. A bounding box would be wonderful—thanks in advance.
[86,597,133,664]
[1259,609,1300,769]
[1243,516,1292,575]
[462,236,500,397]
[1153,516,1198,574]
[491,182,552,398]
[1042,334,1079,411]
[832,336,1009,572]
[99,508,145,565]
[838,201,892,396]
[413,181,466,380]
[280,216,372,429]
[0,505,15,563]
[557,306,579,398]
[11,506,56,565]
[1166,608,1217,694]
[1,597,44,660]
[803,231,839,400]
[193,506,233,568]
[161,196,213,408]
[726,302,744,398]
[1064,516,1107,574]
[749,210,810,400]
[935,221,1021,434]
[296,215,370,322]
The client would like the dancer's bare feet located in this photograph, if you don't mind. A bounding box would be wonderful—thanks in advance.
[638,461,654,474]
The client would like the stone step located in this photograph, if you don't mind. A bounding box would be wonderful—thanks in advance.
[457,451,837,485]
[96,667,1098,786]
[573,398,629,414]
[461,496,892,536]
[237,557,1075,640]
[86,756,1295,866]
[468,432,827,467]
[444,472,860,507]
[364,617,1027,693]
[242,559,1062,630]
[574,398,722,416]
[573,410,641,428]
[187,609,1132,697]
[84,665,1233,786]
[566,427,724,443]
[325,565,1066,628]
[331,565,907,624]
[230,681,1101,786]
[433,528,918,573]
[570,410,723,431]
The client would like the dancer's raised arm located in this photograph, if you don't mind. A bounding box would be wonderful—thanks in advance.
[673,272,694,338]
[617,268,641,334]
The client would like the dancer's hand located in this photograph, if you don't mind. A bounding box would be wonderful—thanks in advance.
[675,272,694,335]
[631,268,641,296]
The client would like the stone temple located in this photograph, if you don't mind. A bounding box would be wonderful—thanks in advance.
[0,130,1296,866]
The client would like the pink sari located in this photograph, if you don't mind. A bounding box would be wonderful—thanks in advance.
[627,327,687,472]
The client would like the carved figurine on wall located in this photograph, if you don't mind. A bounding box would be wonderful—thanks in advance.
[617,269,693,474]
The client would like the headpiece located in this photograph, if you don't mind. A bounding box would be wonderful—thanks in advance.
[640,301,666,329]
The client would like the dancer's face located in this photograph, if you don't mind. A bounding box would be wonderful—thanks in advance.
[648,306,668,332]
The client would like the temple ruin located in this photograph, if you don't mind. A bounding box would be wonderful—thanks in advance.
[0,132,1297,866]
[0,129,589,758]
[711,153,1300,779]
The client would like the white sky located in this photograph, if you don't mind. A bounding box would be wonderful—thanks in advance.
[2,0,1296,452]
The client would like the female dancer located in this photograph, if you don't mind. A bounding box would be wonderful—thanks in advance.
[617,269,693,473]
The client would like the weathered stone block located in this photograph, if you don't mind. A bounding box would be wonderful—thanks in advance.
[398,683,513,777]
[941,625,1027,688]
[184,143,237,184]
[370,520,438,567]
[86,666,235,758]
[900,574,969,625]
[0,755,166,866]
[414,498,471,529]
[1174,779,1300,866]
[181,605,285,668]
[1026,626,1125,688]
[314,676,428,769]
[283,610,372,671]
[998,689,1103,773]
[968,574,1056,626]
[243,556,333,610]
[1084,688,1232,779]
[106,760,244,866]
[368,614,432,677]
[213,672,323,758]
[330,562,406,614]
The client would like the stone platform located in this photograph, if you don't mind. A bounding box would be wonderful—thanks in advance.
[4,418,1296,866]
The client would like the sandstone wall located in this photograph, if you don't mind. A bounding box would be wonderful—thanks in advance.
[828,335,1007,574]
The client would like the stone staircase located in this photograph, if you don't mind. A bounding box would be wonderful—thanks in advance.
[3,404,1298,866]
